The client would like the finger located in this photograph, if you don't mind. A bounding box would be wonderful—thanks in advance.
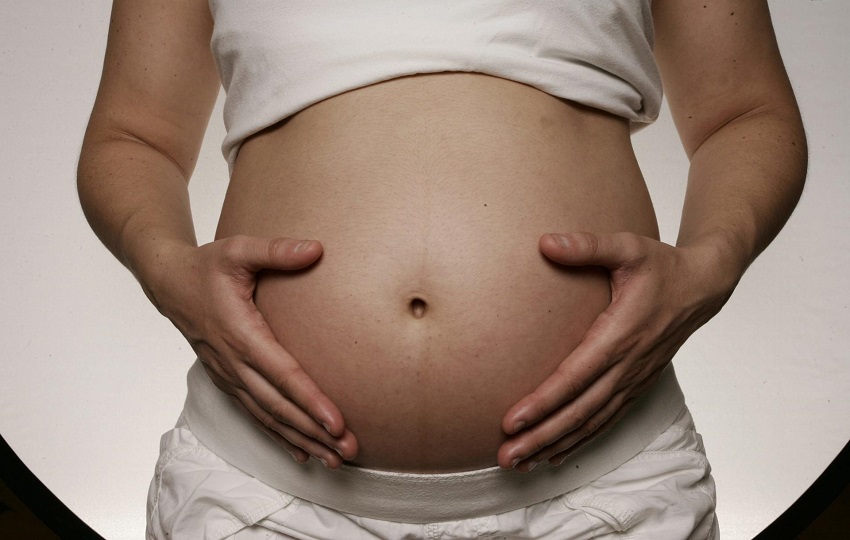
[501,329,616,435]
[251,342,350,438]
[539,232,644,269]
[200,340,357,459]
[224,235,323,273]
[498,364,618,469]
[237,316,349,438]
[517,396,626,473]
[546,397,634,468]
[264,424,356,469]
[228,393,310,463]
[511,394,631,472]
[503,235,664,437]
[541,364,666,468]
[205,365,317,463]
[232,387,350,469]
[240,365,358,459]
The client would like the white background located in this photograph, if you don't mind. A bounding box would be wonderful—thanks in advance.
[1,2,847,539]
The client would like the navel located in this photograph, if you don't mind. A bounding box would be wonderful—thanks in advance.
[409,297,428,319]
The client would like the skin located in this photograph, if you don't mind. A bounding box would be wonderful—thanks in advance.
[218,72,655,472]
[78,0,806,471]
[498,0,808,471]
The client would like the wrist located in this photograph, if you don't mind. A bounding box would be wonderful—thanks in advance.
[676,230,751,302]
[678,224,752,270]
[127,235,198,313]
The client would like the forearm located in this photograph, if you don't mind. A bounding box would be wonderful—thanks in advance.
[77,128,198,304]
[676,106,807,280]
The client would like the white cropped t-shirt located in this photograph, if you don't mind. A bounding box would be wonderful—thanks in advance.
[208,0,662,173]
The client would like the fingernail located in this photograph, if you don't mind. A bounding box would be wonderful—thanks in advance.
[333,446,345,457]
[322,422,333,435]
[555,234,570,248]
[553,455,567,467]
[512,420,527,433]
[510,457,521,469]
[318,457,329,468]
[526,461,539,472]
[294,240,313,253]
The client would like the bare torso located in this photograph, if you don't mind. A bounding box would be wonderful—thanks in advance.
[216,72,659,472]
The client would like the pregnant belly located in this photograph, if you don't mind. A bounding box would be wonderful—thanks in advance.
[216,73,659,472]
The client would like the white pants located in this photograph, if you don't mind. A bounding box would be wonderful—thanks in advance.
[146,408,717,540]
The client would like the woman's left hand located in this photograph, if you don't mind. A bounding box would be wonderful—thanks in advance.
[497,231,741,472]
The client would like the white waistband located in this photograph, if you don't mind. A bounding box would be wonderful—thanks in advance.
[182,360,685,523]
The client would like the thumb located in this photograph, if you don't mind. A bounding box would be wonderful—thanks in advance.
[539,232,639,269]
[231,236,323,273]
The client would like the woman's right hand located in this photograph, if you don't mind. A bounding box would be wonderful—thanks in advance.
[143,235,358,468]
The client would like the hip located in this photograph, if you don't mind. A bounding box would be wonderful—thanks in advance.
[173,359,689,523]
